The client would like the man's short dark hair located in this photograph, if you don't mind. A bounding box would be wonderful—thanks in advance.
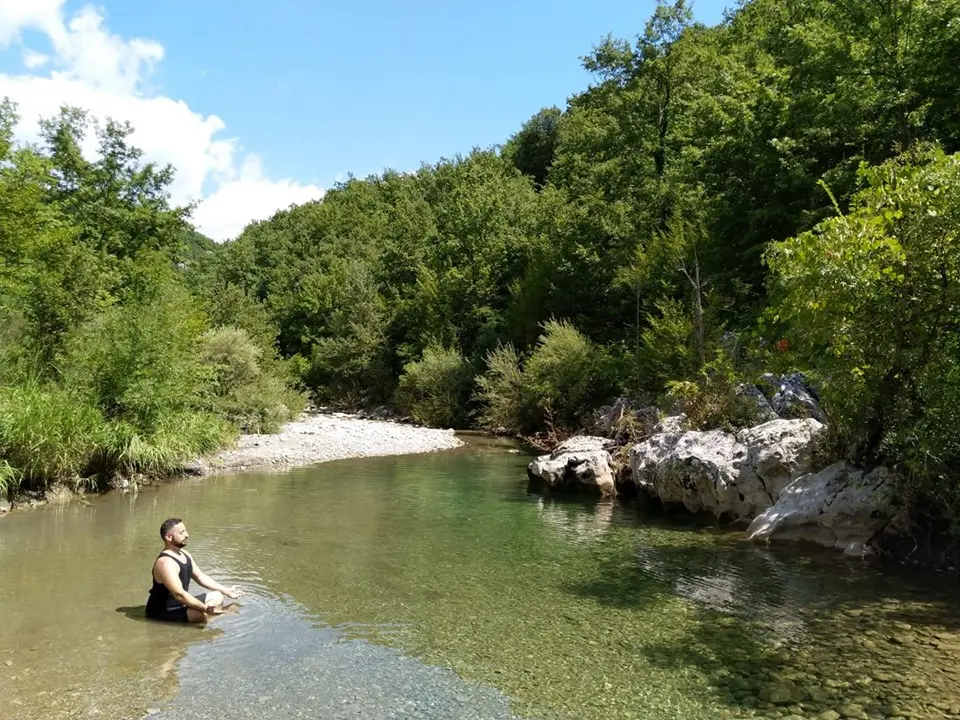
[160,517,182,539]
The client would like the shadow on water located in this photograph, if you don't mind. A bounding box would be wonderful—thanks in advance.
[560,516,960,719]
[116,604,147,621]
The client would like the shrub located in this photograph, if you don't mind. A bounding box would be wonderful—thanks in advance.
[766,147,960,472]
[198,326,306,433]
[523,319,613,430]
[474,343,531,433]
[639,298,699,390]
[59,286,209,432]
[664,349,760,432]
[394,345,472,427]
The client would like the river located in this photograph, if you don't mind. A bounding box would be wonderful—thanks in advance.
[1,437,959,719]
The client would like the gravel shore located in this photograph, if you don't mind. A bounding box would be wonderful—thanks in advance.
[192,411,464,475]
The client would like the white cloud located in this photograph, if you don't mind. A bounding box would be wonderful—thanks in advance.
[0,0,323,240]
[0,0,62,46]
[193,155,323,242]
[21,49,49,69]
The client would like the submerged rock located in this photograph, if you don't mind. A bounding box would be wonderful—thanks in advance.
[745,462,896,551]
[628,418,825,520]
[527,436,617,497]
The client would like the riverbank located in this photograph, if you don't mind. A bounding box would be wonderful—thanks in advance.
[188,411,464,475]
[0,412,464,514]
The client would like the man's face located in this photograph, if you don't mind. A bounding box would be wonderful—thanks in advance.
[165,522,189,548]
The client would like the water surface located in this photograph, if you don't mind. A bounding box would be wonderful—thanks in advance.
[2,438,960,719]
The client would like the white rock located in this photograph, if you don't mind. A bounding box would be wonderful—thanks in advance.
[527,436,617,497]
[630,418,826,520]
[653,414,687,434]
[760,372,826,422]
[736,383,779,423]
[734,418,826,517]
[745,462,895,549]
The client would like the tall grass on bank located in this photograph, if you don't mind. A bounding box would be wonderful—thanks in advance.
[98,412,233,477]
[0,381,233,494]
[0,382,104,487]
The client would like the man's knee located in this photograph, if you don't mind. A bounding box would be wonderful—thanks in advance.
[206,590,223,606]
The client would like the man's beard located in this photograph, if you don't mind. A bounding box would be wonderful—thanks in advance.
[173,538,188,548]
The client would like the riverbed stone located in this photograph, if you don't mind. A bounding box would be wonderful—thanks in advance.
[0,499,10,514]
[838,702,868,719]
[745,462,896,550]
[527,436,617,497]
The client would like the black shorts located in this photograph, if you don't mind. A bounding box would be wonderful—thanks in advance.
[146,593,208,623]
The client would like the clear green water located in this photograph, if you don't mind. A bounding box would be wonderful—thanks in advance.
[2,437,960,720]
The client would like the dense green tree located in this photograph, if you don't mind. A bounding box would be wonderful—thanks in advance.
[501,107,561,188]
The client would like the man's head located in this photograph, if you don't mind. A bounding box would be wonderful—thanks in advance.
[160,517,188,548]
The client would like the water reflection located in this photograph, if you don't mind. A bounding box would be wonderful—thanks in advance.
[534,497,615,544]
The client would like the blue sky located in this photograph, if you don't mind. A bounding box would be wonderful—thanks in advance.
[0,0,730,239]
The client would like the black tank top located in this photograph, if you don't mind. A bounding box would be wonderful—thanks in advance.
[146,551,193,614]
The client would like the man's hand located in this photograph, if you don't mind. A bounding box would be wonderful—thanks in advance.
[204,604,224,615]
[223,586,246,599]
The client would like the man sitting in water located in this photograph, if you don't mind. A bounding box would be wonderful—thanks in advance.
[146,517,245,623]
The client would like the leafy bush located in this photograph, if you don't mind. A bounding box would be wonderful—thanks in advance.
[199,326,305,433]
[394,345,472,427]
[766,147,960,471]
[59,286,209,432]
[474,343,531,433]
[523,319,613,430]
[664,349,760,432]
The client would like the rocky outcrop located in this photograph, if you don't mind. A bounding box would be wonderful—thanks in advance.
[628,417,826,520]
[736,419,826,511]
[589,398,660,443]
[735,383,779,423]
[759,372,826,423]
[631,428,743,516]
[527,436,617,497]
[745,462,896,553]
